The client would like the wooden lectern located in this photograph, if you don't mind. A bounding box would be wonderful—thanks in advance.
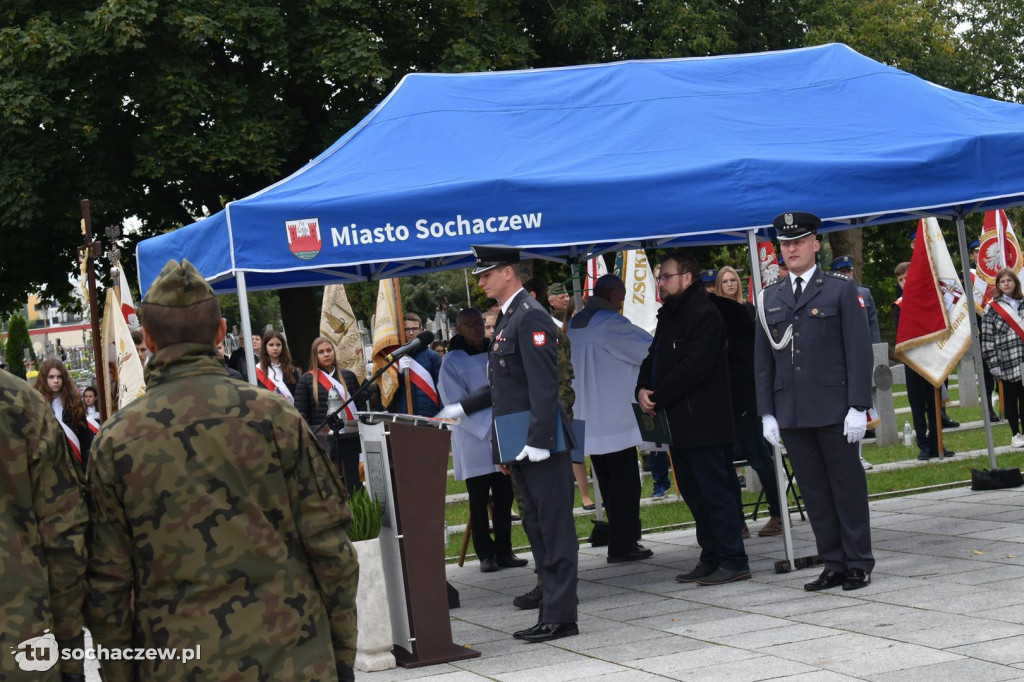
[360,416,480,668]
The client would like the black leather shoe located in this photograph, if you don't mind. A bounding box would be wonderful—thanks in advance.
[941,413,960,428]
[675,562,718,583]
[990,412,1001,423]
[842,568,871,590]
[496,553,529,568]
[520,622,579,643]
[607,544,654,564]
[916,447,933,461]
[479,557,499,573]
[804,569,846,591]
[513,621,546,640]
[513,585,543,609]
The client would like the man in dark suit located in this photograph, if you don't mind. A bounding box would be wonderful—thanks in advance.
[437,245,578,643]
[755,211,875,591]
[637,251,750,586]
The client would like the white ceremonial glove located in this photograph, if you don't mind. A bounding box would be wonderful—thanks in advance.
[515,445,551,463]
[844,407,868,444]
[435,403,466,420]
[398,356,412,372]
[991,366,1003,378]
[761,415,783,448]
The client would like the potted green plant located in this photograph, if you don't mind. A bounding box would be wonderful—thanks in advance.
[349,488,395,671]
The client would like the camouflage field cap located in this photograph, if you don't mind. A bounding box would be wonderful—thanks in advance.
[549,281,569,296]
[143,258,215,307]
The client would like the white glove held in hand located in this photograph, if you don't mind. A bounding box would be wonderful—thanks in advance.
[398,356,412,372]
[991,366,1003,378]
[435,403,466,420]
[843,407,868,443]
[515,445,551,462]
[761,415,783,447]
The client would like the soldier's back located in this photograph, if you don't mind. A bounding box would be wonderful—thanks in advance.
[87,347,353,681]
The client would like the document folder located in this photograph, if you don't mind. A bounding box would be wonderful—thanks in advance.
[632,404,673,446]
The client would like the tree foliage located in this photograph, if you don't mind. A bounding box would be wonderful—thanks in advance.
[5,0,1024,353]
[4,314,32,379]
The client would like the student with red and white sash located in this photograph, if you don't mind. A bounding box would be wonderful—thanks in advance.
[294,336,364,432]
[981,268,1024,448]
[83,385,102,433]
[255,331,300,404]
[33,358,93,468]
[387,313,443,417]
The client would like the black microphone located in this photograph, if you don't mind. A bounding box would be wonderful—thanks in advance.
[386,330,434,362]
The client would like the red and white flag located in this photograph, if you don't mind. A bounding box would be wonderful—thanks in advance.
[973,209,1023,314]
[584,254,609,300]
[118,267,139,328]
[748,241,781,300]
[895,218,973,386]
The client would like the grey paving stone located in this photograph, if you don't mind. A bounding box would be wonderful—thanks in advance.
[947,634,1024,664]
[865,656,1022,682]
[491,658,629,682]
[932,564,1024,585]
[671,654,817,682]
[453,645,590,676]
[892,617,1024,649]
[768,672,873,682]
[579,634,708,663]
[633,644,761,675]
[669,613,793,641]
[816,642,962,676]
[759,632,904,665]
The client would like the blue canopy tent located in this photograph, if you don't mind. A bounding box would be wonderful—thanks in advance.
[136,42,1024,571]
[137,42,1024,296]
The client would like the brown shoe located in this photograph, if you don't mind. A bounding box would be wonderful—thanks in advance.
[741,522,750,539]
[758,516,783,537]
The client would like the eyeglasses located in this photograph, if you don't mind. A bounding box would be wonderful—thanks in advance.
[655,272,683,283]
[404,327,421,336]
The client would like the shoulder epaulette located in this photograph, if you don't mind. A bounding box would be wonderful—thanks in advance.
[826,271,850,280]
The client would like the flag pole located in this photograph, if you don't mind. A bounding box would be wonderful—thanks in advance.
[79,200,108,421]
[954,211,998,468]
[393,278,414,413]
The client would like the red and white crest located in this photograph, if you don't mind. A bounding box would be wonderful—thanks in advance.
[286,218,322,261]
[532,331,547,346]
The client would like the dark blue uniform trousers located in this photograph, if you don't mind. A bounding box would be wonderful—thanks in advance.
[510,452,578,623]
[781,424,874,573]
[670,445,749,571]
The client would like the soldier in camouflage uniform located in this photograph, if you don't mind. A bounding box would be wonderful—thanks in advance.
[85,259,358,682]
[1,367,88,682]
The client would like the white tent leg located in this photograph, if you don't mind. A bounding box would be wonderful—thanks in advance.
[953,213,998,468]
[236,271,258,385]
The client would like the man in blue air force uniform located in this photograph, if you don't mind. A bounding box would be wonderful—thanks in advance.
[437,245,578,643]
[754,212,875,591]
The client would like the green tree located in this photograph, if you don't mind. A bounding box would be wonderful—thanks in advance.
[4,314,32,379]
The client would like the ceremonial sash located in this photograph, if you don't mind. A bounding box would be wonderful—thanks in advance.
[992,299,1024,344]
[255,366,295,404]
[56,419,82,463]
[317,369,356,420]
[406,357,440,406]
[86,413,101,434]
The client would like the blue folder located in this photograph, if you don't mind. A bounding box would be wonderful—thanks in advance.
[494,411,583,463]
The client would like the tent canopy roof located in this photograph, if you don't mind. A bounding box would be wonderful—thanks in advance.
[137,43,1024,295]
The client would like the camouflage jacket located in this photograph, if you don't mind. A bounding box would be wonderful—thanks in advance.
[85,343,358,681]
[557,326,575,420]
[1,368,88,680]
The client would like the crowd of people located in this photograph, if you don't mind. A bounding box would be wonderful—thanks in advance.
[11,208,984,672]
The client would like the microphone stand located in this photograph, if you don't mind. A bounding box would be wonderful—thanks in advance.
[315,351,407,434]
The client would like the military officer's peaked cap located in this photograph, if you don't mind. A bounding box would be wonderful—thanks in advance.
[143,258,215,307]
[969,238,981,251]
[471,245,521,275]
[699,268,719,284]
[830,255,854,271]
[773,211,821,241]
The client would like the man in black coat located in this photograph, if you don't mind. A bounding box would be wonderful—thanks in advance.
[637,251,750,586]
[438,245,578,643]
[755,211,874,592]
